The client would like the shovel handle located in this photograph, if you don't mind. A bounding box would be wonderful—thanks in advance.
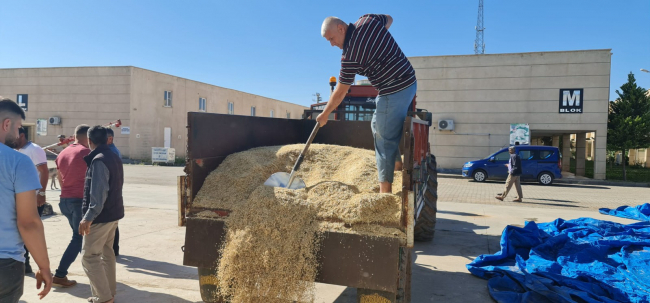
[291,123,320,172]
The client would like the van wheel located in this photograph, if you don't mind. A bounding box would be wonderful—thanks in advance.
[538,172,554,185]
[473,170,487,182]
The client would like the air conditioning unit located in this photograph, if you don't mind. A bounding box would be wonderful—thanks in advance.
[438,120,454,131]
[49,117,62,125]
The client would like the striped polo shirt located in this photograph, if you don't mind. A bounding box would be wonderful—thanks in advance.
[340,14,416,96]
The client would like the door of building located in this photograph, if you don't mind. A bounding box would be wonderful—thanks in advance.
[164,127,171,148]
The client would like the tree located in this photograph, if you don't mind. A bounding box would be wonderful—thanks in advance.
[607,72,650,180]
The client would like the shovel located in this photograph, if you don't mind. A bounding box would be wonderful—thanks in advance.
[264,123,320,190]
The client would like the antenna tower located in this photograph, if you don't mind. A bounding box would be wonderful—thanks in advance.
[474,0,485,54]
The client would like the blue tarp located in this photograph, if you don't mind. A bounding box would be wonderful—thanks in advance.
[467,218,650,303]
[599,203,650,222]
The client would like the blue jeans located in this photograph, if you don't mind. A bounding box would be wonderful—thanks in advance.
[371,82,418,183]
[0,258,24,303]
[55,198,83,278]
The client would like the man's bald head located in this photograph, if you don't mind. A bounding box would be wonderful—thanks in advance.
[0,97,26,147]
[321,17,348,49]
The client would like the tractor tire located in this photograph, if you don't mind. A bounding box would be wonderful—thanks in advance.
[197,267,225,303]
[414,155,437,242]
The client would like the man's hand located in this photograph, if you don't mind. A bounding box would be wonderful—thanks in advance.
[79,219,92,236]
[316,113,328,127]
[36,268,52,299]
[37,194,46,207]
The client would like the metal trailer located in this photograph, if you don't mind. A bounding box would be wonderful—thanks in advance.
[179,112,437,303]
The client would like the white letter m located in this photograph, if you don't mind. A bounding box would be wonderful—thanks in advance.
[562,90,581,107]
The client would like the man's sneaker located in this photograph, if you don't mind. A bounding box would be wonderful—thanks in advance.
[495,196,504,201]
[24,262,33,275]
[53,276,77,288]
[513,198,522,202]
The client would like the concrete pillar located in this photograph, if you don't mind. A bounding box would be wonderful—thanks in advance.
[575,132,587,177]
[593,131,607,180]
[552,136,560,148]
[590,132,596,160]
[562,135,571,172]
[629,149,637,166]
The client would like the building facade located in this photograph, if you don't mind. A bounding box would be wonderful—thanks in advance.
[0,66,307,160]
[410,49,611,179]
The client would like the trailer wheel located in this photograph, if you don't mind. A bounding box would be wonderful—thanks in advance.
[414,155,437,242]
[197,267,225,303]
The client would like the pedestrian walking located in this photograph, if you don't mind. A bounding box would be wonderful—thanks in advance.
[496,146,523,202]
[52,124,91,288]
[0,98,52,302]
[14,126,49,274]
[79,126,124,303]
[317,14,417,194]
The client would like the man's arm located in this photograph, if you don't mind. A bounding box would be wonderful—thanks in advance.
[16,190,52,299]
[36,164,49,206]
[80,161,110,235]
[56,169,63,186]
[315,83,351,127]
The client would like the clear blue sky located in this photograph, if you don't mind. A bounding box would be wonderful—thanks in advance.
[1,1,648,107]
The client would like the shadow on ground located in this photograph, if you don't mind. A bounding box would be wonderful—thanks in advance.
[332,218,499,303]
[117,255,198,281]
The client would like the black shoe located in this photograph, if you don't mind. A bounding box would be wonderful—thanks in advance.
[24,262,33,275]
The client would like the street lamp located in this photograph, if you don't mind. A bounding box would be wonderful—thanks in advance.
[641,68,649,73]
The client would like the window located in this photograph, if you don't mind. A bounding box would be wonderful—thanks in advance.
[164,91,173,107]
[538,150,554,160]
[16,94,28,112]
[494,151,510,161]
[518,150,534,161]
[286,111,291,119]
[251,106,256,116]
[270,110,274,117]
[199,97,206,112]
[228,102,234,115]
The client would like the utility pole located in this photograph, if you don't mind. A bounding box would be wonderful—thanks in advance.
[474,0,485,55]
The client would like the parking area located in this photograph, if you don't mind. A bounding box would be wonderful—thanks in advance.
[19,164,650,302]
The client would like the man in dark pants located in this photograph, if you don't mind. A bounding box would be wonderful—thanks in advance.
[0,98,52,302]
[496,146,523,202]
[52,124,91,288]
[106,128,120,256]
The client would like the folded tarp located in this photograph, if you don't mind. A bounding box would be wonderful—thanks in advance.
[599,203,650,222]
[467,218,650,303]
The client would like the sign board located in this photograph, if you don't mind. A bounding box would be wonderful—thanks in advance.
[152,147,175,163]
[510,124,530,145]
[17,94,28,112]
[36,119,47,136]
[559,88,583,113]
[121,127,130,135]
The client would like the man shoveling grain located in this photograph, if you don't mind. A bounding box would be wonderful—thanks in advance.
[317,14,417,193]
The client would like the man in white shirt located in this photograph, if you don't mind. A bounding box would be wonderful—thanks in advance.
[14,127,49,274]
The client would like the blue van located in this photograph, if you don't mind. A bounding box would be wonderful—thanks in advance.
[462,146,562,185]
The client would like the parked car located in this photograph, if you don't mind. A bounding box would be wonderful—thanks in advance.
[462,145,562,185]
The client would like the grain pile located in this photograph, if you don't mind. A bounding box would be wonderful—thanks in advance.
[193,144,405,302]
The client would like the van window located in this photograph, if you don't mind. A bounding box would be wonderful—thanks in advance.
[538,150,554,160]
[518,150,534,161]
[494,151,510,161]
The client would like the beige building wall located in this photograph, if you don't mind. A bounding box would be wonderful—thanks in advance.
[410,49,611,179]
[0,66,307,160]
[0,67,132,153]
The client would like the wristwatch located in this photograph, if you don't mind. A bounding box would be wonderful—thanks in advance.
[37,191,46,197]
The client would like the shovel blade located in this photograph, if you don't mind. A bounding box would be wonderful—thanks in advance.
[264,172,306,190]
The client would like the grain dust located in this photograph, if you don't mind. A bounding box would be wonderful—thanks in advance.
[194,144,405,302]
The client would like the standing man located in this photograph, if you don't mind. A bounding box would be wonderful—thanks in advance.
[0,98,52,302]
[52,124,91,288]
[318,14,417,193]
[496,146,523,202]
[79,126,124,303]
[105,128,120,256]
[14,126,49,274]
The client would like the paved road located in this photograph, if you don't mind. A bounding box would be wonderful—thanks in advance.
[437,177,650,210]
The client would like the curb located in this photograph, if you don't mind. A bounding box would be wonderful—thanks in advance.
[437,173,649,188]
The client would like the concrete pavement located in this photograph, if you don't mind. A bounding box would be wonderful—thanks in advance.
[19,163,645,302]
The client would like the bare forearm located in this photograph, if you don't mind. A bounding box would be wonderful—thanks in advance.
[57,172,62,185]
[37,166,49,190]
[18,220,50,270]
[322,84,350,115]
